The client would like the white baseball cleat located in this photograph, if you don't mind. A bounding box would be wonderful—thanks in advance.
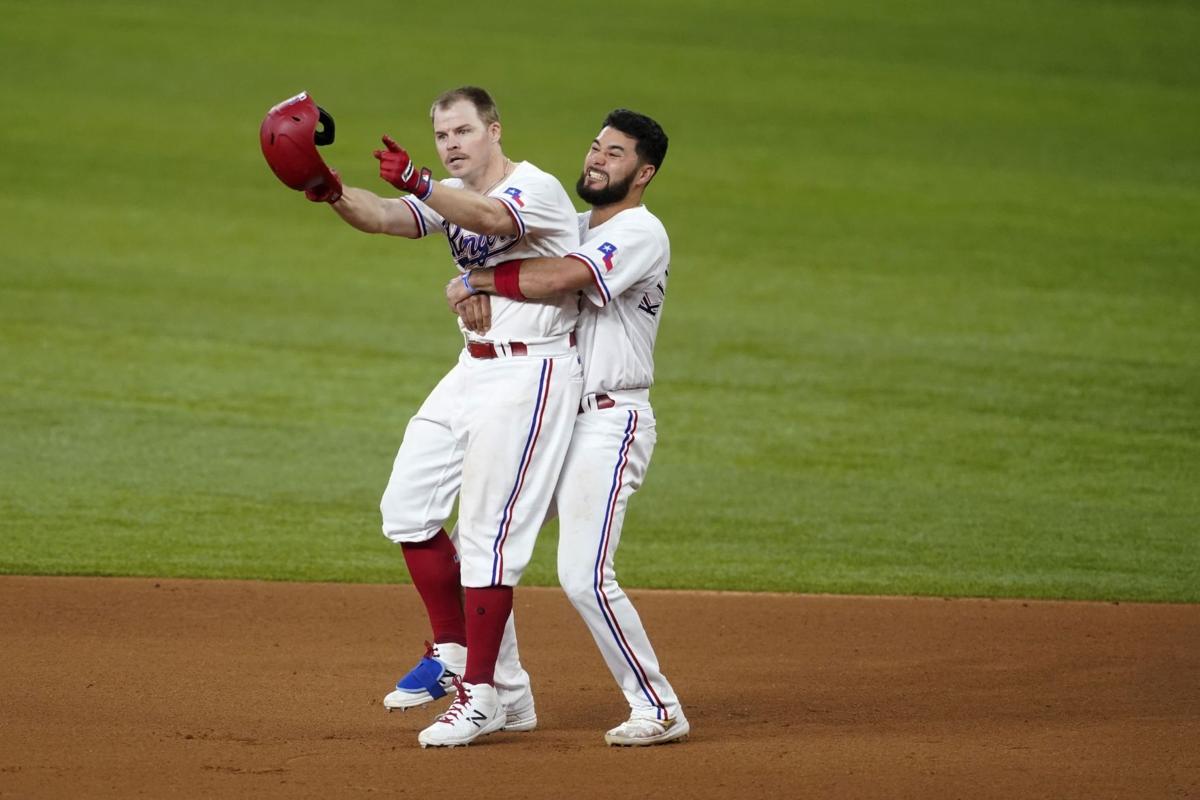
[418,679,506,748]
[604,712,690,746]
[501,690,538,733]
[383,641,467,711]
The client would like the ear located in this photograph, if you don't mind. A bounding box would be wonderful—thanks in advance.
[635,163,657,188]
[489,122,502,143]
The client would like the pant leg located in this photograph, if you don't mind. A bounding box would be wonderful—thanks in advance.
[555,406,683,721]
[380,364,466,544]
[448,523,534,709]
[493,610,532,708]
[456,353,582,587]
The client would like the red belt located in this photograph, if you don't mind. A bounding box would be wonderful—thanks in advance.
[466,332,576,360]
[578,393,616,414]
[467,341,525,359]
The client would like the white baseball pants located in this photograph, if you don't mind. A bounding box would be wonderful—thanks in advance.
[498,397,683,721]
[380,348,582,587]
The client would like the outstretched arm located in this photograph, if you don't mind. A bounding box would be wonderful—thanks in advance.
[325,186,422,237]
[425,183,518,236]
[376,136,517,236]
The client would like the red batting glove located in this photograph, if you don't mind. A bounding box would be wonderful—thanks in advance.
[374,135,433,200]
[304,167,343,204]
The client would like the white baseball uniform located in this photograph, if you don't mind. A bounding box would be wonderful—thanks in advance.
[379,161,583,589]
[497,204,683,722]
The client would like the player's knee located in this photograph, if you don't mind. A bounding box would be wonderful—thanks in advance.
[380,508,440,545]
[557,561,596,605]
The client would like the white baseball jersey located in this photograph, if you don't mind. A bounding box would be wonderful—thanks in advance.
[565,206,670,396]
[400,161,581,344]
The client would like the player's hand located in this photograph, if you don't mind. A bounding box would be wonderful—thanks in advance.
[304,167,343,203]
[374,135,433,200]
[446,273,476,310]
[455,294,492,334]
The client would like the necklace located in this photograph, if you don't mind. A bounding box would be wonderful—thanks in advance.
[480,158,514,196]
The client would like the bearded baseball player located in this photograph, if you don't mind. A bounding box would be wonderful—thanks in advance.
[446,109,687,746]
[263,86,583,748]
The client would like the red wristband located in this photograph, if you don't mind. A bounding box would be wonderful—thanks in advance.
[493,260,527,301]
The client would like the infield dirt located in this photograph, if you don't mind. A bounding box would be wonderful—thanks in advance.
[1,576,1196,799]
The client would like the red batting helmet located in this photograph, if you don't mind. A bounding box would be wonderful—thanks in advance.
[259,92,337,191]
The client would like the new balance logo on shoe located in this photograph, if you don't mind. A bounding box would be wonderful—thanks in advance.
[417,679,506,748]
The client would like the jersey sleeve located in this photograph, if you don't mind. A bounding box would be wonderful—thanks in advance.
[398,191,447,239]
[493,171,573,243]
[567,218,666,308]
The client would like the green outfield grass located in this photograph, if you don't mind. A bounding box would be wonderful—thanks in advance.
[1,0,1197,601]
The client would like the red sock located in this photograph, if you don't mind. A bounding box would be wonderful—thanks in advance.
[401,529,466,645]
[463,586,513,685]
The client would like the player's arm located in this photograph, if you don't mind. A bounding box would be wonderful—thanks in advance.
[376,136,517,236]
[445,257,592,310]
[424,184,518,236]
[323,186,422,237]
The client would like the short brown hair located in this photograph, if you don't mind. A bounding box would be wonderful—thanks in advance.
[430,86,500,127]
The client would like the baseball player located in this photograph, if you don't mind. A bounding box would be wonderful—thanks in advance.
[446,109,687,746]
[290,87,583,748]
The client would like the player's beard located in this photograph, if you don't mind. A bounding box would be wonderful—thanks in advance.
[575,169,633,206]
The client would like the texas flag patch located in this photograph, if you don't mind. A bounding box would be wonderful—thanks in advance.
[597,242,617,271]
[504,187,525,208]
